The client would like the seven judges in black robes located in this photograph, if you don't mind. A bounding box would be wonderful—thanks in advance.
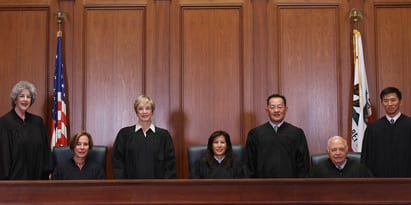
[3,83,411,179]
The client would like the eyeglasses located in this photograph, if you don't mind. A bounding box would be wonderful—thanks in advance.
[268,105,285,110]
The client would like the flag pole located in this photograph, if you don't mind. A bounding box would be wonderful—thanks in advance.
[349,8,373,152]
[50,10,68,148]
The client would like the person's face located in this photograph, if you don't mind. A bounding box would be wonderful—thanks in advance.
[266,97,288,124]
[74,135,90,159]
[212,135,227,158]
[382,93,401,117]
[136,103,153,123]
[327,139,348,166]
[14,89,32,112]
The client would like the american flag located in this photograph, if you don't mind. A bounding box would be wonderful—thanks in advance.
[50,30,68,148]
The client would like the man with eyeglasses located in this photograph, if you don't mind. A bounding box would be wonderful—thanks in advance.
[245,94,310,178]
[310,136,372,178]
[361,87,411,177]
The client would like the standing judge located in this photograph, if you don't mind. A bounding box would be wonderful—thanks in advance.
[361,87,411,177]
[0,81,52,180]
[112,95,176,179]
[246,94,310,178]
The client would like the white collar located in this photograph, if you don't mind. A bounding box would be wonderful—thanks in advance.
[386,112,401,122]
[269,120,284,129]
[214,155,225,164]
[135,123,156,133]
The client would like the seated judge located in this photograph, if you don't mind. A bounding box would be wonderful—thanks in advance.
[309,136,372,178]
[191,130,249,179]
[52,131,105,180]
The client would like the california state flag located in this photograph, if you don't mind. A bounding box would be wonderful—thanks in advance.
[351,29,372,152]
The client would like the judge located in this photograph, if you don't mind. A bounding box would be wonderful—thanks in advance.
[53,131,105,180]
[112,95,176,179]
[191,130,249,179]
[310,136,372,178]
[0,81,52,180]
[361,87,411,177]
[245,94,310,178]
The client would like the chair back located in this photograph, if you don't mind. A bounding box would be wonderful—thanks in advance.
[187,144,243,173]
[52,145,107,171]
[311,152,361,167]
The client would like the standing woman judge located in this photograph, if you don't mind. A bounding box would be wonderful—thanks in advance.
[112,95,176,179]
[0,81,52,180]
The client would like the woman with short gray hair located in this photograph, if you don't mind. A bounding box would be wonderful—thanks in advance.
[0,80,52,180]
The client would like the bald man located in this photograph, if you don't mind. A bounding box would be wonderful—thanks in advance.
[309,136,372,178]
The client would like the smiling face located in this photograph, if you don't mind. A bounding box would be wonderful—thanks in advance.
[327,136,348,167]
[74,135,90,159]
[14,89,32,113]
[136,103,153,123]
[266,97,288,124]
[212,135,227,159]
[382,93,401,117]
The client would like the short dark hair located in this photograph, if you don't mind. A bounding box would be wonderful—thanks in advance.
[380,87,402,101]
[69,131,94,150]
[266,94,287,106]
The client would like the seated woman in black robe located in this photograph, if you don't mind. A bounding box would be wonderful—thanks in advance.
[191,130,249,179]
[53,131,105,180]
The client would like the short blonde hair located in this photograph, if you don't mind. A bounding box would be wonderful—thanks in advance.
[133,95,155,112]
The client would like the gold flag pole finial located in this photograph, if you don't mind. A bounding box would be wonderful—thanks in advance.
[349,8,364,29]
[54,10,66,32]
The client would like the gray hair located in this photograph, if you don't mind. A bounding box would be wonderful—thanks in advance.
[10,80,37,107]
[326,136,348,152]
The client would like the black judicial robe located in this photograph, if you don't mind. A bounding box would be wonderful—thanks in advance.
[246,122,310,178]
[112,125,176,179]
[309,158,373,178]
[361,114,411,177]
[0,109,52,180]
[191,157,249,179]
[53,158,105,180]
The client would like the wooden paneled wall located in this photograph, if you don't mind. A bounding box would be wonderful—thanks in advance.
[1,0,411,178]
